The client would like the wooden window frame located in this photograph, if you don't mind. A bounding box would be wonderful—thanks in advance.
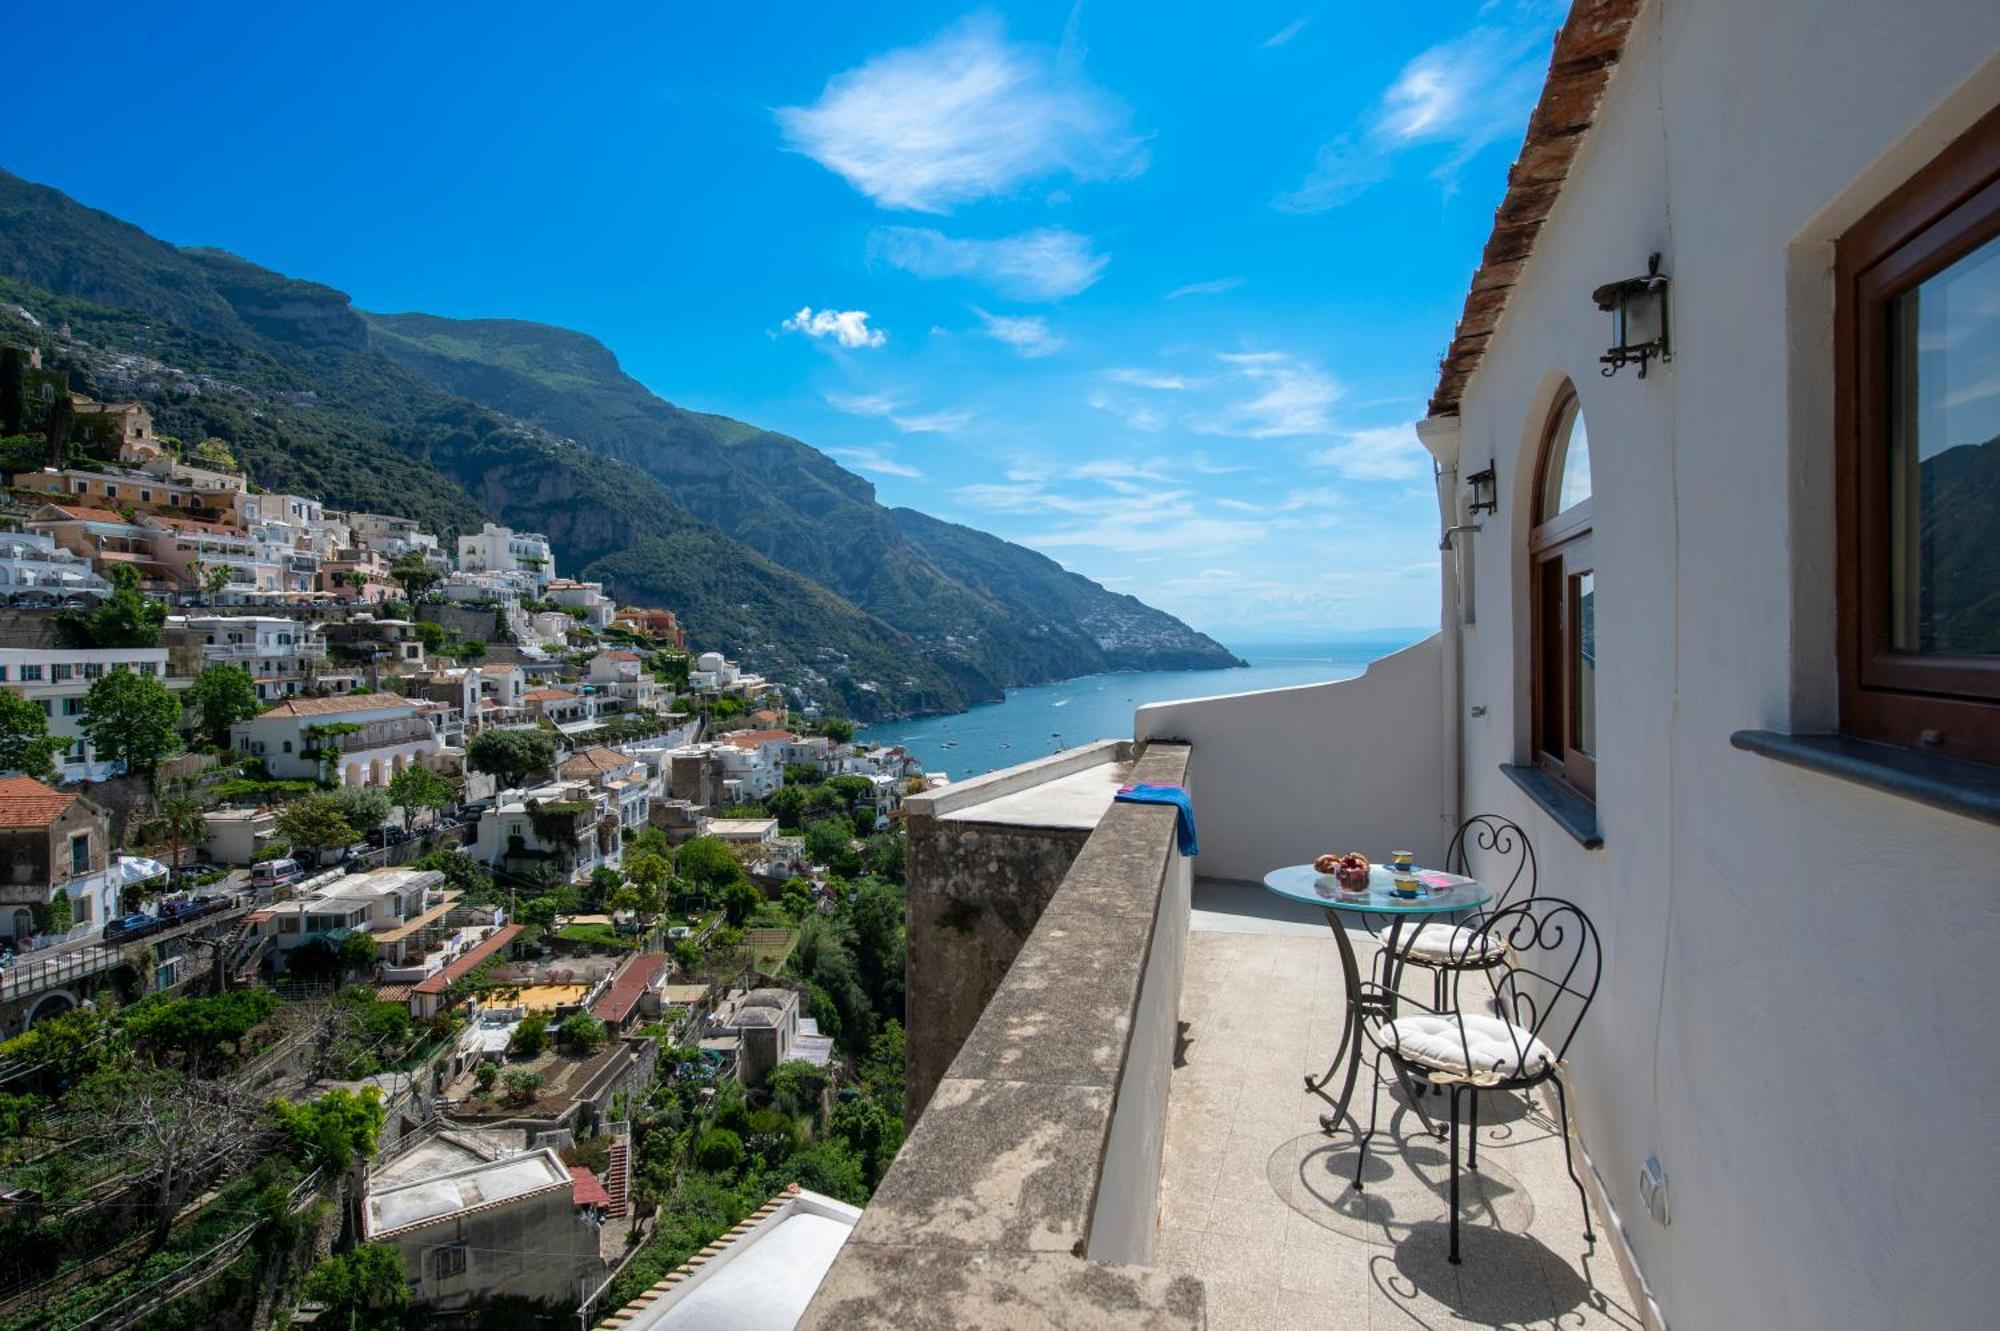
[1530,383,1598,799]
[1835,105,2000,765]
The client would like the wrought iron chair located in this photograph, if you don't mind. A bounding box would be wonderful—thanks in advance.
[1382,814,1537,1008]
[1351,896,1601,1264]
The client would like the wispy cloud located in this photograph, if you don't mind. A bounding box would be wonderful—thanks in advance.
[1087,391,1166,432]
[1314,423,1430,480]
[775,14,1146,213]
[1194,351,1342,438]
[972,307,1062,358]
[1166,276,1244,300]
[1260,17,1310,49]
[1277,4,1558,212]
[953,465,1265,556]
[1105,368,1187,390]
[1190,451,1249,475]
[827,389,974,435]
[872,225,1108,300]
[831,445,923,478]
[780,306,886,349]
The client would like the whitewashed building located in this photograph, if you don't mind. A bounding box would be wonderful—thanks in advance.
[456,522,553,596]
[0,648,184,780]
[1119,8,2000,1331]
[231,692,441,786]
[171,614,327,700]
[0,531,112,605]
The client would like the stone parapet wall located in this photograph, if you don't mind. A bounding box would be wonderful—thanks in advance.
[801,741,1202,1329]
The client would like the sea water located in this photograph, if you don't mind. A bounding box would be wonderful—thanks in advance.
[861,636,1426,781]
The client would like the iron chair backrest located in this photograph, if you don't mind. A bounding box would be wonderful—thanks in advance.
[1455,896,1602,1075]
[1444,813,1537,915]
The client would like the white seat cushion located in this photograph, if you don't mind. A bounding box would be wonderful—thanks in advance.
[1382,1012,1555,1082]
[1386,922,1505,965]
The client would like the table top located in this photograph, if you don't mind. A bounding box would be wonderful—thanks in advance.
[1261,862,1493,916]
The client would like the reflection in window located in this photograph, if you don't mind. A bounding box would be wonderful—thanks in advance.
[1572,571,1596,757]
[1542,394,1593,517]
[1886,231,2000,656]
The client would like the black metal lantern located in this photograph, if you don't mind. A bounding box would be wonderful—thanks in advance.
[1592,252,1671,378]
[1465,461,1498,516]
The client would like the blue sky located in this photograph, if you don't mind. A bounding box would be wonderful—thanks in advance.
[6,1,1564,640]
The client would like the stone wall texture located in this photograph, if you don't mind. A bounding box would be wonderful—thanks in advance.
[902,814,1093,1124]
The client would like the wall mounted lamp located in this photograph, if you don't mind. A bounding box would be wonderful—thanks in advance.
[1464,462,1498,516]
[1592,252,1671,378]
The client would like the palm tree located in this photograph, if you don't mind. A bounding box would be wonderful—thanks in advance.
[157,790,208,888]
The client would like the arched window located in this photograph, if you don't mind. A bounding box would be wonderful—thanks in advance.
[1531,383,1596,798]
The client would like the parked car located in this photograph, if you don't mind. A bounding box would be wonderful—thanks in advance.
[105,913,157,939]
[667,926,692,940]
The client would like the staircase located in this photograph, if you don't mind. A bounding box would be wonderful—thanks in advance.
[605,1134,630,1219]
[230,935,272,984]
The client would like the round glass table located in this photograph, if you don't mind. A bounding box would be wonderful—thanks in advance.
[1261,863,1494,1133]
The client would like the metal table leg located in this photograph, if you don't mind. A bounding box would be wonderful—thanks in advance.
[1317,914,1406,1134]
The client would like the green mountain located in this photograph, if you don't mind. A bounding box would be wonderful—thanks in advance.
[0,167,1241,718]
[364,313,1246,689]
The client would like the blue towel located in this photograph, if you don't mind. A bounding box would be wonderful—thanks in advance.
[1115,782,1199,857]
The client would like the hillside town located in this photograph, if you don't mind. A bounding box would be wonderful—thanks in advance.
[0,368,933,1330]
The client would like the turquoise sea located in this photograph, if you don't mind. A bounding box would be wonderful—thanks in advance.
[862,635,1429,782]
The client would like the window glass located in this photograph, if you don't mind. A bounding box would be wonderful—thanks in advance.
[70,834,90,873]
[1572,571,1597,756]
[1541,395,1593,518]
[1885,231,2000,656]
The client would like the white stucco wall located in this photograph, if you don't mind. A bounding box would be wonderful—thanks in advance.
[1134,635,1449,881]
[1447,7,2000,1328]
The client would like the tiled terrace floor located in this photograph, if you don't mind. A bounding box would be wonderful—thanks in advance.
[1158,881,1645,1330]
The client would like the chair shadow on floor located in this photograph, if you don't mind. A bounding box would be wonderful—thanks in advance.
[1368,1222,1632,1330]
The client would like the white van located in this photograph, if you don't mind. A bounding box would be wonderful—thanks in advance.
[251,858,303,889]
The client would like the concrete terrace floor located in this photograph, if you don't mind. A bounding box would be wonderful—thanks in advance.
[1158,880,1645,1331]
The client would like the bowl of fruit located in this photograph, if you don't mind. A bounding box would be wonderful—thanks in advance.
[1313,852,1373,893]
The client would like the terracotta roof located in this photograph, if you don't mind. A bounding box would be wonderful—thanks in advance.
[0,775,79,828]
[592,952,667,1025]
[570,1166,612,1209]
[257,691,414,718]
[142,514,244,536]
[38,505,130,524]
[412,925,522,995]
[724,729,793,749]
[523,687,579,703]
[1427,0,1643,419]
[478,662,518,675]
[560,745,632,777]
[607,651,642,662]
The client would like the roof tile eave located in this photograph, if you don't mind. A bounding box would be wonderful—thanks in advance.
[1425,0,1643,421]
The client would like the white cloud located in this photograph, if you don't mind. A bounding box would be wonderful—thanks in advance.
[826,389,973,435]
[780,306,886,349]
[1260,17,1310,49]
[1314,423,1431,480]
[1277,5,1558,212]
[1105,368,1187,390]
[872,225,1108,300]
[831,445,923,478]
[775,14,1146,213]
[1189,451,1249,475]
[1088,391,1166,432]
[1194,351,1342,438]
[1166,276,1243,300]
[972,307,1062,358]
[951,463,1264,557]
